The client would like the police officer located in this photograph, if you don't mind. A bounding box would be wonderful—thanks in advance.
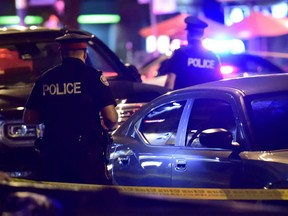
[164,16,223,90]
[23,32,118,184]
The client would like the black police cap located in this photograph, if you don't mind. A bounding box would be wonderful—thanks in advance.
[55,33,91,49]
[56,33,91,43]
[184,16,208,31]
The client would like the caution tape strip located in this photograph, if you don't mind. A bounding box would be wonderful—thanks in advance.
[5,178,288,200]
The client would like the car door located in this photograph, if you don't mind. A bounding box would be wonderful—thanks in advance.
[111,100,187,187]
[172,97,243,188]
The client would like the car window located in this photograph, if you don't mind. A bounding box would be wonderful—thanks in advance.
[0,42,61,86]
[138,101,186,146]
[186,98,236,148]
[86,45,118,78]
[249,93,288,150]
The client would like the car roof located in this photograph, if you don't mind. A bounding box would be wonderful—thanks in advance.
[0,26,91,44]
[0,26,130,79]
[172,74,288,96]
[219,53,285,73]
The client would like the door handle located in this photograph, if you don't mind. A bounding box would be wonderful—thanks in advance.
[118,156,130,167]
[175,159,187,171]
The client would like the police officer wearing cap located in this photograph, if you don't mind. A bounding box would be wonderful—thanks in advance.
[164,16,222,90]
[23,32,118,184]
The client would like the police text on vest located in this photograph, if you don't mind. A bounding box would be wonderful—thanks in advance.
[187,58,215,69]
[43,82,81,96]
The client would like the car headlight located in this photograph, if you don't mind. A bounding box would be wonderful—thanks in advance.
[4,123,37,140]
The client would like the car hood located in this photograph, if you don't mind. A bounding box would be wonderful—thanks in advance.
[0,85,32,118]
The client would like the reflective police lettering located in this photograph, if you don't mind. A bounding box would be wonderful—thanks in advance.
[187,58,215,69]
[43,82,81,96]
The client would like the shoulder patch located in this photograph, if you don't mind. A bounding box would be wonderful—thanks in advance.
[100,75,109,86]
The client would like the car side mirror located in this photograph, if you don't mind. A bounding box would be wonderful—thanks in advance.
[199,128,233,149]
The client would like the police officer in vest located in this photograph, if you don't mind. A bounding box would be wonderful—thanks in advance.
[164,16,223,90]
[23,32,118,184]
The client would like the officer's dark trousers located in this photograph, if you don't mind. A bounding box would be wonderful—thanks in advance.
[38,136,109,185]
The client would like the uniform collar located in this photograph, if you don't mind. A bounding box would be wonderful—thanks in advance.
[62,57,85,65]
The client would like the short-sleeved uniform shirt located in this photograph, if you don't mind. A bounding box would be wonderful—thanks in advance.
[25,57,116,146]
[164,41,222,89]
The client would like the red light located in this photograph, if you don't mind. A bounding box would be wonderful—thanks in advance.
[220,65,236,75]
[103,71,118,77]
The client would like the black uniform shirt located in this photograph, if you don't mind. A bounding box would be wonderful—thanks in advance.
[165,40,222,89]
[25,57,116,140]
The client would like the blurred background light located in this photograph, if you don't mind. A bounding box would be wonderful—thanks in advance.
[230,39,246,54]
[157,35,170,54]
[0,16,43,25]
[77,14,121,24]
[271,2,288,18]
[225,6,249,26]
[146,35,157,53]
[29,0,55,6]
[229,7,245,23]
[220,65,236,75]
[202,38,245,54]
[25,16,43,25]
[170,39,181,51]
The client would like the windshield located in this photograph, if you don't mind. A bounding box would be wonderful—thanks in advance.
[86,44,118,78]
[0,40,120,87]
[0,42,61,86]
[247,92,288,151]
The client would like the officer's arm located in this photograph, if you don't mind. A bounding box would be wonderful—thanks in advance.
[101,105,118,131]
[164,73,176,90]
[23,108,42,124]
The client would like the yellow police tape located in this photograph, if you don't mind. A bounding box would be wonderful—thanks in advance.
[6,178,288,200]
